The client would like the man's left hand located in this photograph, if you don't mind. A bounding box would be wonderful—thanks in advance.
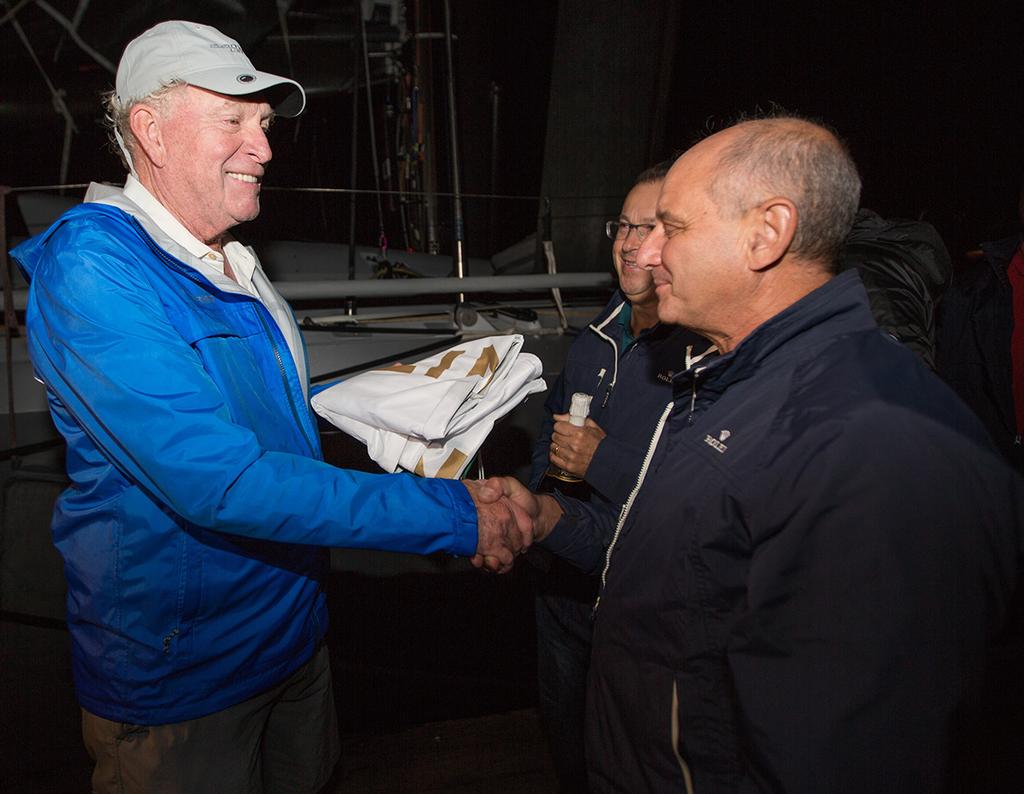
[550,415,607,478]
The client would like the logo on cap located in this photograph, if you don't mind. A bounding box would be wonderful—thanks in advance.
[237,74,256,84]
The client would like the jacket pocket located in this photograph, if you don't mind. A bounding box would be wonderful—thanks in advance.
[164,530,203,659]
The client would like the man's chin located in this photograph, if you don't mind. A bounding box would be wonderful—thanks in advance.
[231,203,261,225]
[655,288,681,324]
[621,280,656,299]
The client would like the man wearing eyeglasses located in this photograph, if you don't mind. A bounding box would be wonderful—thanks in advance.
[527,163,712,792]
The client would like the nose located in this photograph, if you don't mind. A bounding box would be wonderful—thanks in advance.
[248,123,273,165]
[636,225,663,270]
[621,232,641,256]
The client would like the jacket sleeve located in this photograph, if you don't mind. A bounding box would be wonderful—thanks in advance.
[537,493,617,575]
[725,409,1020,792]
[584,431,645,505]
[24,224,478,556]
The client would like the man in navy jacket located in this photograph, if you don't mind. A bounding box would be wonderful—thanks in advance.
[502,116,1023,792]
[528,164,711,791]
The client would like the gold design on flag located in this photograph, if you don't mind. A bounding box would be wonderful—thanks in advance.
[377,363,416,373]
[466,345,500,386]
[414,456,427,477]
[425,350,464,378]
[436,449,468,479]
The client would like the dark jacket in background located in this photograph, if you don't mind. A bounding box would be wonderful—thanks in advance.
[936,233,1024,474]
[839,208,951,369]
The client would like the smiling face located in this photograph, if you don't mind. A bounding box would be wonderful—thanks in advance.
[636,133,751,341]
[612,179,662,307]
[137,85,274,246]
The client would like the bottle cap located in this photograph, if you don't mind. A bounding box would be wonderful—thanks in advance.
[569,392,592,426]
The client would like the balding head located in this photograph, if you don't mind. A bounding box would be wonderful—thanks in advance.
[707,117,861,270]
[635,115,863,352]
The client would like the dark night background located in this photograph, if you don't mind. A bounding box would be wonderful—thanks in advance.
[2,0,1022,268]
[3,3,1024,789]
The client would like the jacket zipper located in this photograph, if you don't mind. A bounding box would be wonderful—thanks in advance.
[253,307,317,456]
[594,399,674,611]
[135,220,317,457]
[589,305,624,408]
[593,347,713,609]
[671,680,696,794]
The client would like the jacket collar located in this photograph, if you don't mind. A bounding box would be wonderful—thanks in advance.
[673,269,876,398]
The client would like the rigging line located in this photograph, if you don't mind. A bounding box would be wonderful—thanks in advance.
[32,0,116,72]
[4,0,78,190]
[7,183,626,205]
[0,0,31,28]
[360,4,388,254]
[260,186,624,202]
[51,0,89,62]
[275,0,295,80]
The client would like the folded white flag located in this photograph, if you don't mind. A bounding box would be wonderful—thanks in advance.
[311,334,546,478]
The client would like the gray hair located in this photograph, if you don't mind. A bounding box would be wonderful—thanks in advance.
[101,80,186,171]
[708,116,862,269]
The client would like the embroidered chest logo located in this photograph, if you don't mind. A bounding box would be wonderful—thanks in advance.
[704,429,730,453]
[656,370,675,383]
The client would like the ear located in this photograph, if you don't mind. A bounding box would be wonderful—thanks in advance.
[128,104,168,169]
[746,197,797,272]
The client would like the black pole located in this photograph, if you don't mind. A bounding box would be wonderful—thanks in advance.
[346,0,361,316]
[442,0,465,301]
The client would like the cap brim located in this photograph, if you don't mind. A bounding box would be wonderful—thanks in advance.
[184,66,306,117]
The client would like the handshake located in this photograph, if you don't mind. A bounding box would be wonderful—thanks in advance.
[462,477,563,573]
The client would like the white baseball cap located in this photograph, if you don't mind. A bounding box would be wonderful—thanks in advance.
[116,20,305,117]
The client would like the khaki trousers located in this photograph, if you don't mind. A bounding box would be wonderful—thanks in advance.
[82,645,339,794]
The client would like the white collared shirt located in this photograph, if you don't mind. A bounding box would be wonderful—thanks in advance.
[92,177,308,398]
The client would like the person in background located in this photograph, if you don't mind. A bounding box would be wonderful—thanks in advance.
[528,162,711,791]
[838,207,951,369]
[10,20,529,794]
[937,177,1024,474]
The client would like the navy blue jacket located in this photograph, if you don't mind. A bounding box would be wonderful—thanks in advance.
[554,271,1023,792]
[531,293,712,564]
[937,234,1024,474]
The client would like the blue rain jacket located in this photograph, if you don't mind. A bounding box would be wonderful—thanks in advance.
[12,200,477,725]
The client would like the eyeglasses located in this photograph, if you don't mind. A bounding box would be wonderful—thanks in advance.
[605,220,655,242]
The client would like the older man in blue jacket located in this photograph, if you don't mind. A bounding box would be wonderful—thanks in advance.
[501,116,1023,793]
[11,20,530,794]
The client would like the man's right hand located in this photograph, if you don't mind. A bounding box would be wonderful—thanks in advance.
[468,477,564,572]
[462,478,534,574]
